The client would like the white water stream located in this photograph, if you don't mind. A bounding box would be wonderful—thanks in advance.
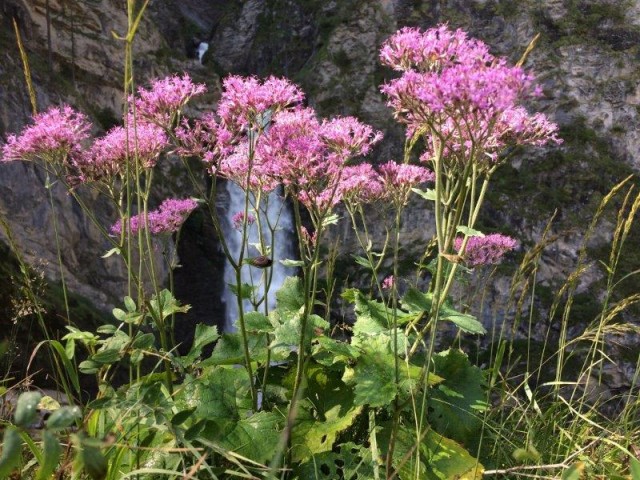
[222,182,295,332]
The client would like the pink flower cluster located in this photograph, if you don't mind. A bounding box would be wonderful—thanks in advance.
[380,25,561,167]
[111,198,198,236]
[454,233,517,267]
[231,211,256,231]
[2,105,91,167]
[133,74,206,128]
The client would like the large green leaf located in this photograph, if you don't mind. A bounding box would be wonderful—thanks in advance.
[180,323,219,365]
[382,424,484,480]
[294,442,374,479]
[209,411,282,464]
[290,364,362,462]
[312,336,359,367]
[276,276,305,313]
[201,331,269,366]
[428,349,487,445]
[271,311,329,358]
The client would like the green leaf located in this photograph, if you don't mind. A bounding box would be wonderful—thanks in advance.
[202,332,269,366]
[0,427,22,477]
[428,349,487,444]
[91,348,122,365]
[456,225,485,237]
[171,407,196,426]
[216,411,282,463]
[46,406,81,430]
[244,312,273,333]
[350,342,397,407]
[321,213,340,228]
[181,324,219,364]
[228,282,255,300]
[78,360,101,374]
[381,424,484,479]
[101,247,120,258]
[124,296,136,312]
[112,307,126,322]
[36,430,62,480]
[402,288,433,313]
[561,462,585,480]
[439,304,486,335]
[14,391,42,427]
[280,259,305,267]
[276,276,305,313]
[312,337,359,367]
[96,324,117,335]
[290,364,363,462]
[131,332,155,350]
[294,442,374,479]
[148,289,190,320]
[631,457,640,480]
[352,255,373,269]
[76,436,107,480]
[412,187,437,201]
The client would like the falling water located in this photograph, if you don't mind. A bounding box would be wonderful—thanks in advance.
[222,181,296,332]
[197,42,209,64]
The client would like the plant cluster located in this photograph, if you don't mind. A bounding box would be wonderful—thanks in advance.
[3,14,638,480]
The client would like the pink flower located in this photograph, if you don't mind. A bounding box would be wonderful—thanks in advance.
[80,123,168,181]
[2,105,91,166]
[232,211,256,231]
[382,275,395,290]
[133,74,206,127]
[380,25,492,73]
[377,161,434,204]
[379,25,561,165]
[111,198,198,236]
[217,75,304,134]
[454,233,517,267]
[338,163,385,204]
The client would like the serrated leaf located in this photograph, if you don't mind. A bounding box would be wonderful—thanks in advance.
[350,346,397,407]
[428,349,487,444]
[312,337,359,367]
[36,430,62,480]
[294,442,374,479]
[381,423,484,480]
[352,255,373,269]
[402,288,433,313]
[14,391,42,427]
[202,332,268,366]
[181,324,220,365]
[228,282,255,300]
[216,411,282,463]
[291,364,363,462]
[0,427,22,477]
[276,276,305,313]
[244,312,273,333]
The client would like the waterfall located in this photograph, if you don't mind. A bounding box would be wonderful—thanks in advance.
[197,42,209,64]
[222,181,295,332]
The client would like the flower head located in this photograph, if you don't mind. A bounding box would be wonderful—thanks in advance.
[232,211,256,231]
[2,105,91,166]
[133,74,206,127]
[111,198,198,236]
[454,233,517,267]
